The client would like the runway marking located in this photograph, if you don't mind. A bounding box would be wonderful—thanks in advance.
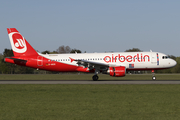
[1,80,180,84]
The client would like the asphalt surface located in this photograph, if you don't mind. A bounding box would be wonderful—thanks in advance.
[1,80,180,84]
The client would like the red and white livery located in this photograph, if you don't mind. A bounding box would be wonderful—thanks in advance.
[5,28,177,80]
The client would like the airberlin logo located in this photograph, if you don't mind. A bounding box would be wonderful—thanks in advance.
[15,39,26,48]
[104,54,150,63]
[9,32,27,53]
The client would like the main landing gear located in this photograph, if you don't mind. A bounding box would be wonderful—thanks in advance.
[92,69,100,81]
[152,70,156,80]
[92,75,99,81]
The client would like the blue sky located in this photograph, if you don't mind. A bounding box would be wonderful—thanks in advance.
[1,0,180,56]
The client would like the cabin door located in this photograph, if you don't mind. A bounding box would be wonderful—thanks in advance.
[151,53,157,64]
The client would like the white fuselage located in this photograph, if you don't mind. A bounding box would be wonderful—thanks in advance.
[40,52,176,70]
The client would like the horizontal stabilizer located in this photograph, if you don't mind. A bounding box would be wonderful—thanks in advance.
[4,57,27,65]
[5,57,27,62]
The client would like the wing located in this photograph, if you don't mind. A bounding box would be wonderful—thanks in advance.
[69,57,113,71]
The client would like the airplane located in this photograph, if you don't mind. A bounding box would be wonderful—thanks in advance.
[5,28,177,81]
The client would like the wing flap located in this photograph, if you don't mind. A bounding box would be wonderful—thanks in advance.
[75,59,109,67]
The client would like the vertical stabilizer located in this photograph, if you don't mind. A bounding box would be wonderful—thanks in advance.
[7,28,38,57]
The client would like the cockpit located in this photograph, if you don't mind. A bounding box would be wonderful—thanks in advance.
[162,56,169,59]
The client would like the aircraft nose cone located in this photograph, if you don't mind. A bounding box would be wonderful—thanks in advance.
[171,59,177,67]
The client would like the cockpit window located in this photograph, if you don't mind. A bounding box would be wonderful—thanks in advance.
[162,56,169,59]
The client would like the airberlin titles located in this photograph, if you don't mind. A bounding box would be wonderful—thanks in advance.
[104,53,150,63]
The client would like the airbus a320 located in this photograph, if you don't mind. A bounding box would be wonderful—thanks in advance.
[5,28,177,80]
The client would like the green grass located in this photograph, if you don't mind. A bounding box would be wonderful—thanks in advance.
[1,85,180,120]
[0,74,180,80]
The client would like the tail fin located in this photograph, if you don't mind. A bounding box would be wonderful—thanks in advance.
[7,28,38,57]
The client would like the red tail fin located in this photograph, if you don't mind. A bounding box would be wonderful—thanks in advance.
[7,28,38,57]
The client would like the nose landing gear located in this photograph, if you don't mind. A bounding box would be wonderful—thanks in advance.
[152,70,156,80]
[152,76,156,80]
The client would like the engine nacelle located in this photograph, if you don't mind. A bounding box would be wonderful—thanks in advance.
[109,66,126,77]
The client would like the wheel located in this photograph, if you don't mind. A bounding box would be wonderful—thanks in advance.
[92,75,99,81]
[152,76,156,80]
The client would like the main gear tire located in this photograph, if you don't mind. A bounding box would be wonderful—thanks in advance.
[92,75,99,81]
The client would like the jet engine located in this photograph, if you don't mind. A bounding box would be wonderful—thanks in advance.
[108,66,126,77]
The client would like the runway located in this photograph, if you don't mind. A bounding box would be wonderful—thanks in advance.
[1,80,180,84]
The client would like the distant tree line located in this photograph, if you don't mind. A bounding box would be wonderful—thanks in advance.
[0,47,180,74]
